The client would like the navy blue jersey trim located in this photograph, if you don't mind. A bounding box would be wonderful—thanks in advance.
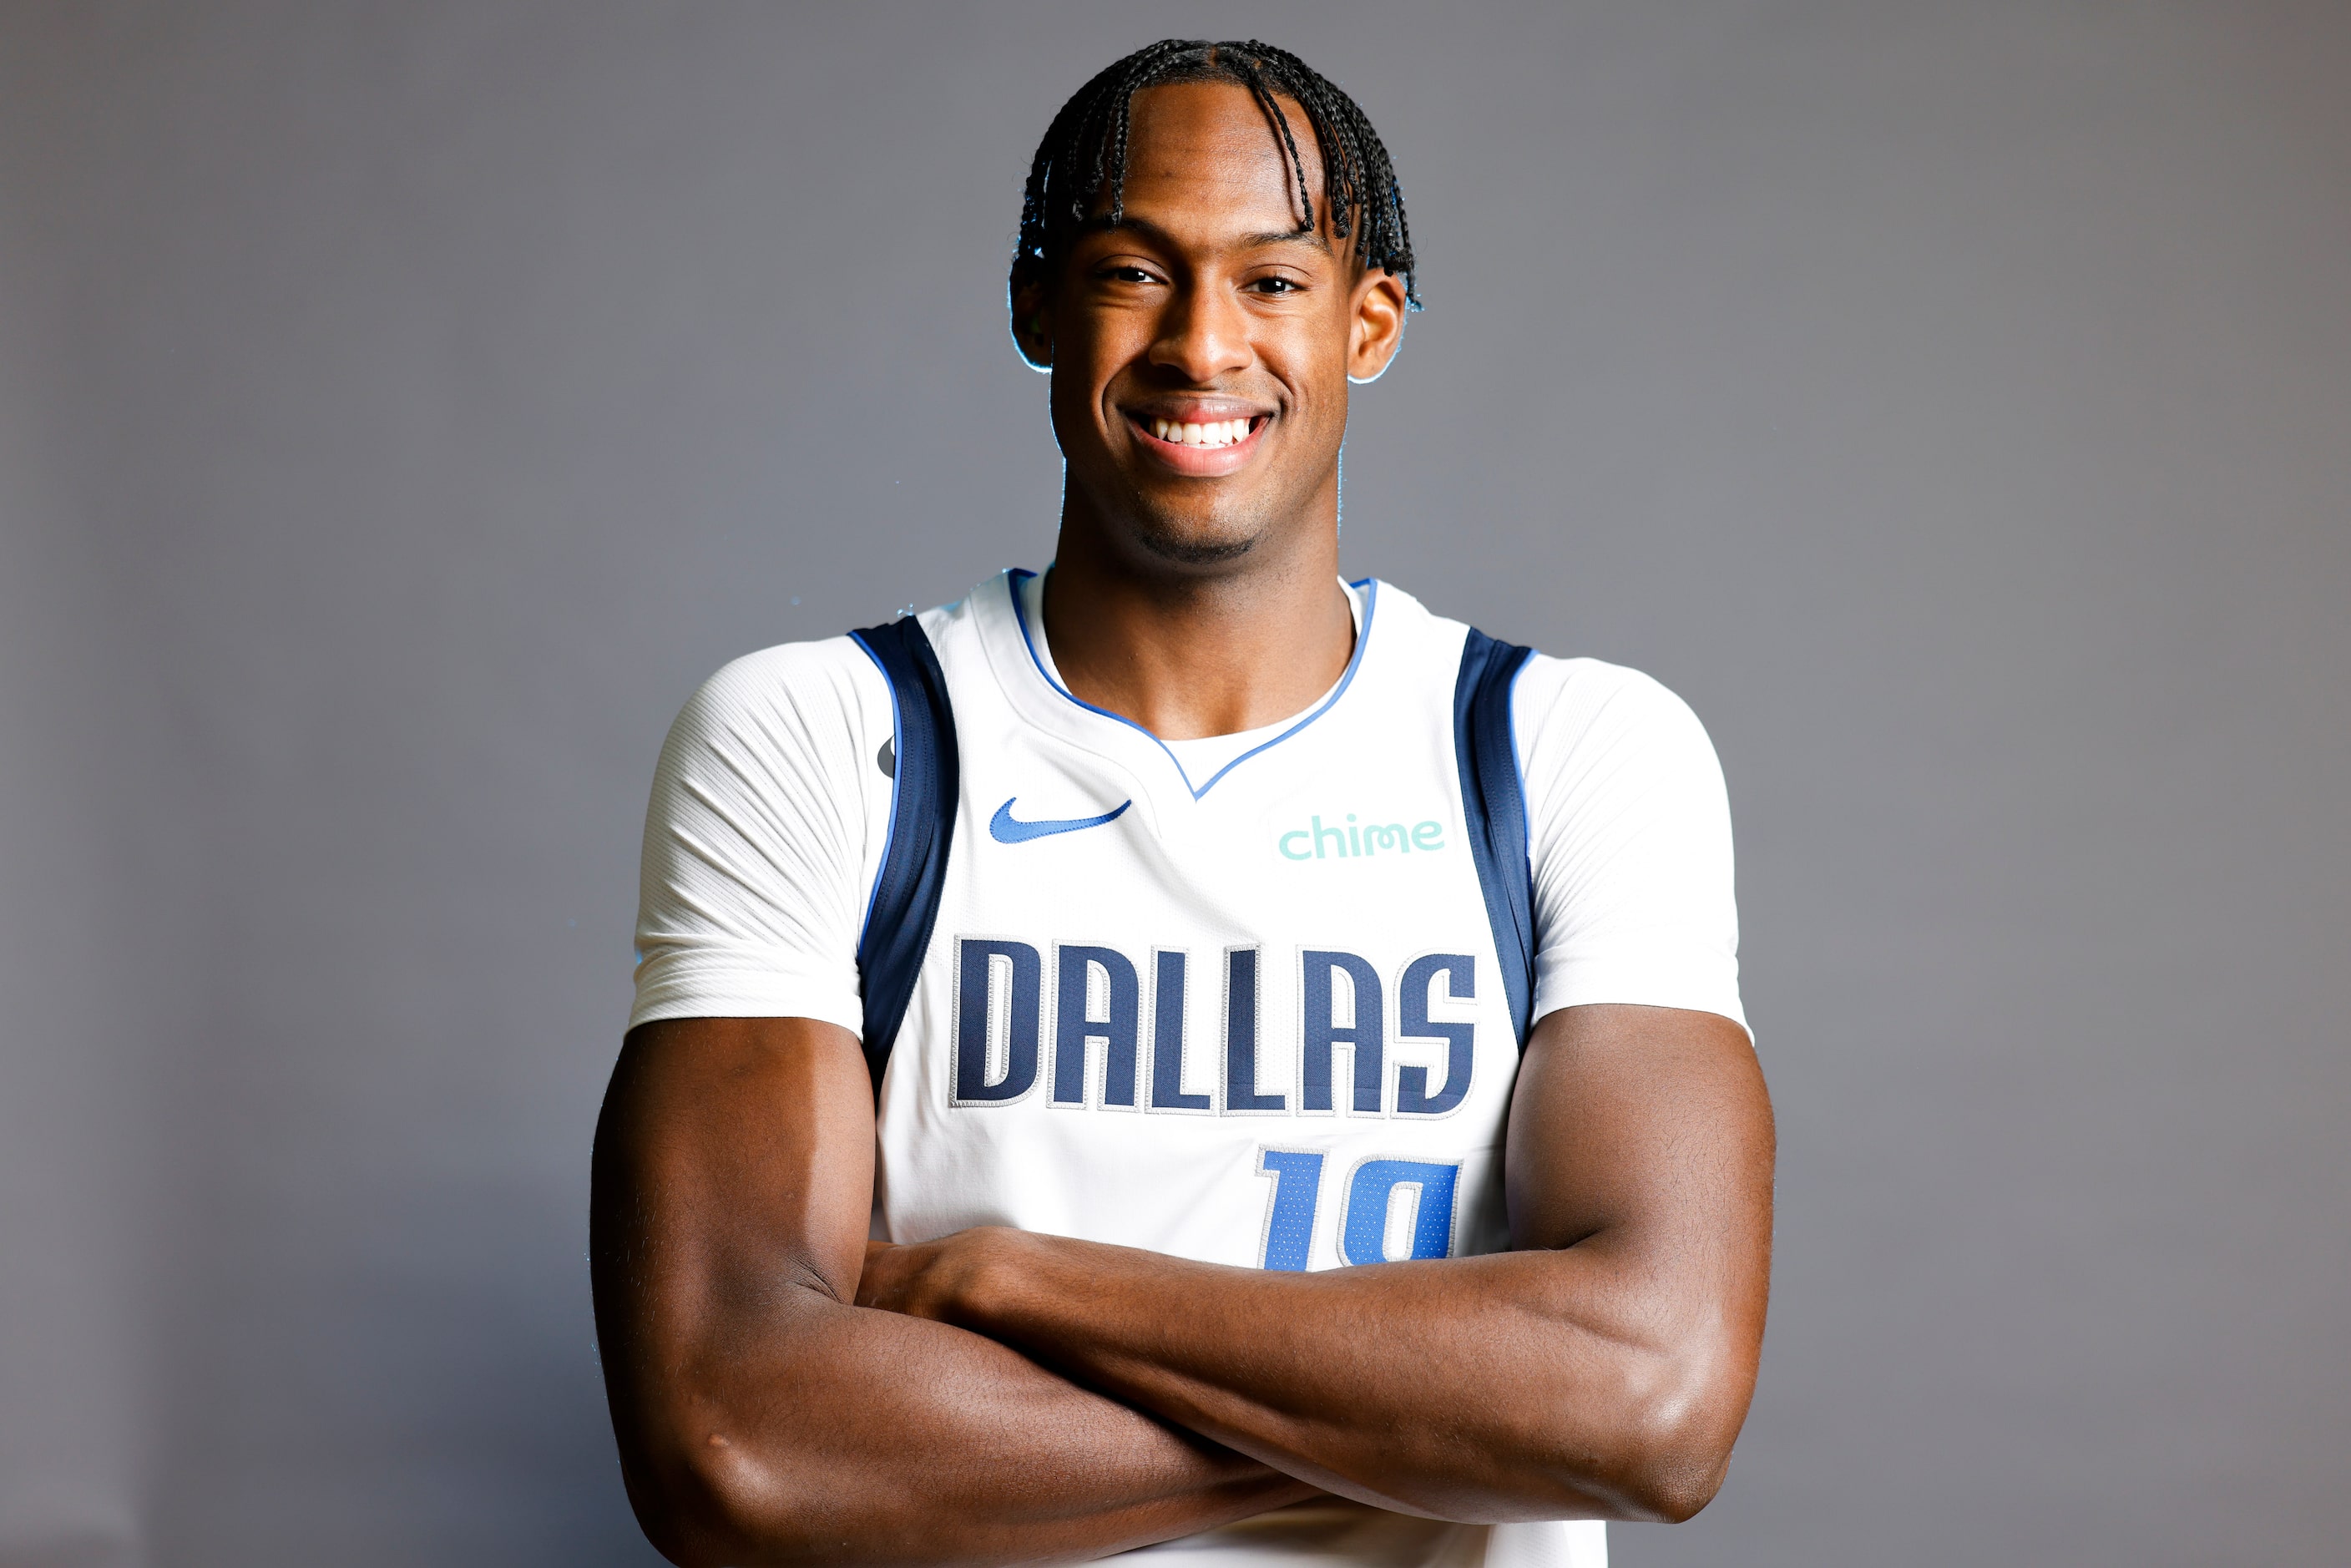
[1008,569,1377,801]
[856,648,906,943]
[848,617,960,1091]
[1455,630,1539,1049]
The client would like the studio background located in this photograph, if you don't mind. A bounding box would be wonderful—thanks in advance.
[3,3,2345,1565]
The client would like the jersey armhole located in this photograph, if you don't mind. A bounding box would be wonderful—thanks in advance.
[846,618,961,1090]
[1454,629,1539,1050]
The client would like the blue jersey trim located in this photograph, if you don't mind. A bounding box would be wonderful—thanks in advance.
[1509,655,1534,894]
[1007,569,1378,801]
[853,640,905,946]
[1454,628,1539,1049]
[847,616,961,1090]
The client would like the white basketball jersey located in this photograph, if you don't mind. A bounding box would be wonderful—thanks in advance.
[880,571,1521,1268]
[632,567,1749,1568]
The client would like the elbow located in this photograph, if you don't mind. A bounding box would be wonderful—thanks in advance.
[1499,1344,1747,1525]
[620,1428,804,1568]
[1611,1438,1733,1525]
[1594,1355,1749,1525]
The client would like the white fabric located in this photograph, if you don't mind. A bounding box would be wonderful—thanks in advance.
[1514,654,1746,1031]
[629,571,1744,1568]
[629,636,892,1037]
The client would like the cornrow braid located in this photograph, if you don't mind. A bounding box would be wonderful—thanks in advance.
[1012,39,1419,312]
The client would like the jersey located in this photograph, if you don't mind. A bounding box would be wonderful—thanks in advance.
[629,569,1747,1568]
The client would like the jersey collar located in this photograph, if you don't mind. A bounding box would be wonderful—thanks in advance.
[973,568,1378,802]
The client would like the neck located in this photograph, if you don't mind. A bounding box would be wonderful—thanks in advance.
[1039,504,1355,742]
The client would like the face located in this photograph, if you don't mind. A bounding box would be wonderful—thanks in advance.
[1014,81,1408,570]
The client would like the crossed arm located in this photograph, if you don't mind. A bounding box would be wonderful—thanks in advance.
[589,1004,1772,1567]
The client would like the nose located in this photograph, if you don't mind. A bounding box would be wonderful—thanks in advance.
[1146,280,1252,384]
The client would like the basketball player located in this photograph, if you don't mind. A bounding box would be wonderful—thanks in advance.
[591,39,1772,1568]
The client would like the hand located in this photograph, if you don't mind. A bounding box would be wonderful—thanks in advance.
[857,1227,1023,1323]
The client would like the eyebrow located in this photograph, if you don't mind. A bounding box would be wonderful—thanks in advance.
[1084,213,1332,256]
[1241,226,1332,254]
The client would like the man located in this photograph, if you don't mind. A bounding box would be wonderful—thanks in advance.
[592,38,1772,1568]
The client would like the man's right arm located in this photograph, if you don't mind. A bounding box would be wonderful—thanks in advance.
[589,1015,1313,1568]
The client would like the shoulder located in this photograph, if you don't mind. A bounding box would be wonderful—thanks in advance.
[672,634,887,728]
[1375,579,1730,812]
[1509,653,1731,833]
[1504,653,1745,1031]
[651,634,897,809]
[663,635,889,753]
[1510,653,1717,767]
[1507,651,1736,918]
[632,635,894,1036]
[1368,582,1717,763]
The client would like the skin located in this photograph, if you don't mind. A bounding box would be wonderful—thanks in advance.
[592,1016,1312,1566]
[592,80,1775,1567]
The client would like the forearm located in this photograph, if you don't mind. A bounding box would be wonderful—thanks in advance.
[605,1280,1313,1566]
[887,1009,1773,1527]
[591,1017,1313,1566]
[911,1232,1727,1525]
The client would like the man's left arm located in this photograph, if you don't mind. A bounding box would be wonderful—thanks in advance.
[858,1000,1772,1525]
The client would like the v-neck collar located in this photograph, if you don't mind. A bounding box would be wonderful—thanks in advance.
[973,569,1378,803]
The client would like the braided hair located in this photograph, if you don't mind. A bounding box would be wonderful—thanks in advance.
[1012,39,1420,311]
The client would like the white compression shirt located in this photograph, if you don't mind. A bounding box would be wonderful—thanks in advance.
[631,584,1745,1039]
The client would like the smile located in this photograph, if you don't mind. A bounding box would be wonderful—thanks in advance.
[1145,416,1260,448]
[1125,410,1272,476]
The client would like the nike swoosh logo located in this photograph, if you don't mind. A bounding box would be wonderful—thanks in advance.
[989,797,1132,844]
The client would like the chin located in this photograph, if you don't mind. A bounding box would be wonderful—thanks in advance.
[1125,499,1267,568]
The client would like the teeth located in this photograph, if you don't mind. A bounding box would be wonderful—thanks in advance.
[1149,417,1253,448]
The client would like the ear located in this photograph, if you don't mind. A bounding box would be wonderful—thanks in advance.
[1347,268,1409,383]
[1009,274,1054,370]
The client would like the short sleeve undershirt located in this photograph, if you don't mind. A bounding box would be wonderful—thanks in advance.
[629,586,1744,1039]
[1510,654,1745,1032]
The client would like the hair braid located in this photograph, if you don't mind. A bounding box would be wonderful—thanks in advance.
[1223,49,1317,235]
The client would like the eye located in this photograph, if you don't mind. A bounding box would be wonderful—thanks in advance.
[1100,265,1159,285]
[1247,276,1304,296]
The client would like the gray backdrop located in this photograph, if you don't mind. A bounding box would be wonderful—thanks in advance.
[3,3,2345,1564]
